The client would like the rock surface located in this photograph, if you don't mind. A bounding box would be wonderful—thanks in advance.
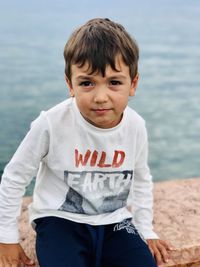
[19,178,200,267]
[153,178,200,266]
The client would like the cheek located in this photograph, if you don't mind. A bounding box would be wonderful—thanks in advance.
[76,96,90,112]
[114,95,129,110]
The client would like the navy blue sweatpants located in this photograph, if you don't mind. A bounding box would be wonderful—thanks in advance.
[34,216,156,267]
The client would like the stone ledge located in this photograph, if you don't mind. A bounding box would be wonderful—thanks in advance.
[153,178,200,266]
[19,178,200,267]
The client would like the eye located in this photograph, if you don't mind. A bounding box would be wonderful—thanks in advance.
[110,80,122,86]
[79,81,93,87]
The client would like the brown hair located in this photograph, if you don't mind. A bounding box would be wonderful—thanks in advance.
[64,18,139,80]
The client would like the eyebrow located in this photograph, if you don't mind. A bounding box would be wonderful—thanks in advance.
[75,74,127,80]
[76,75,93,80]
[108,75,127,80]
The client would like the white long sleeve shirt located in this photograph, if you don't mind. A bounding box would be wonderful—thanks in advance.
[0,98,158,243]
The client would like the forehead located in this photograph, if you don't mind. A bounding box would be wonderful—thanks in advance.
[71,55,130,79]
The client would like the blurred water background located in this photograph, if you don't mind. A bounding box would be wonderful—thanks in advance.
[0,0,200,195]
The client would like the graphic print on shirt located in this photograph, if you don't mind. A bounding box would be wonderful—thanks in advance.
[59,149,133,215]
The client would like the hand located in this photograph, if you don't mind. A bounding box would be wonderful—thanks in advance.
[146,239,174,266]
[0,243,35,267]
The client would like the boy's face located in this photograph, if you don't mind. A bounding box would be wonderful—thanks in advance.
[66,56,139,129]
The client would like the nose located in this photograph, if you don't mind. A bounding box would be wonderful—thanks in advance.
[93,87,109,104]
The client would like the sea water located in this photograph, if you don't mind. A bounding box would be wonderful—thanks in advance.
[0,0,199,195]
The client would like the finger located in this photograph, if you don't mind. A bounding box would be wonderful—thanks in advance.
[10,259,19,267]
[21,257,35,266]
[157,243,170,263]
[160,240,175,250]
[146,243,154,258]
[147,242,157,260]
[148,246,155,258]
[19,250,35,266]
[4,263,11,267]
[0,258,4,267]
[2,256,11,267]
[151,246,163,266]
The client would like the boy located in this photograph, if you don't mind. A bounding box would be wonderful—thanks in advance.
[0,18,171,267]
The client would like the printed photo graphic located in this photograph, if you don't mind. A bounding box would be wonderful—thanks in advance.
[59,170,133,215]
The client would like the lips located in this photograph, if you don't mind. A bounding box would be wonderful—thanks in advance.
[91,108,112,115]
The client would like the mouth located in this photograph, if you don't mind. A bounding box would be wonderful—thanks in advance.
[91,108,112,115]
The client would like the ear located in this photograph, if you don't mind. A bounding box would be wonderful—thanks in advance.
[129,73,139,96]
[65,75,75,97]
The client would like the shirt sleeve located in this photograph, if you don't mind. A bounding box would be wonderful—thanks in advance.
[131,124,159,240]
[0,111,49,243]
